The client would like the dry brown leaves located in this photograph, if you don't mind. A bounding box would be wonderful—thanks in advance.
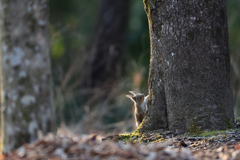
[4,132,240,160]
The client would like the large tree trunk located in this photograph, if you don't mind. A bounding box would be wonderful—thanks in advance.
[140,0,234,133]
[87,0,129,90]
[0,0,54,151]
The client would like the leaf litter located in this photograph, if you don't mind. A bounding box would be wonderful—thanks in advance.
[4,129,240,160]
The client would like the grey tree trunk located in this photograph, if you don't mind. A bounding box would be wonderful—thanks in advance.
[0,0,54,152]
[139,0,234,133]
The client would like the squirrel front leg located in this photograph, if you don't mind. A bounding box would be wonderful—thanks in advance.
[144,95,149,110]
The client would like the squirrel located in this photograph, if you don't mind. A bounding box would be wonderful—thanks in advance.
[126,91,149,127]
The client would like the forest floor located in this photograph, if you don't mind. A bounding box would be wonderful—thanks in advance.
[4,129,240,160]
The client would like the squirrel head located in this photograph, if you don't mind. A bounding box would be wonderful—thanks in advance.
[126,91,144,104]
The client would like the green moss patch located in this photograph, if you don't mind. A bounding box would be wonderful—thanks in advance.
[184,129,233,138]
[118,130,165,143]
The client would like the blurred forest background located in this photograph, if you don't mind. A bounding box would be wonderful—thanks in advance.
[49,0,240,134]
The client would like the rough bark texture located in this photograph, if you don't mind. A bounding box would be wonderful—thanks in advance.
[87,0,129,89]
[140,0,234,133]
[0,0,54,151]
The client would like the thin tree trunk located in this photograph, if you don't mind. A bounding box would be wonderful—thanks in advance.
[139,0,234,133]
[0,0,55,151]
[87,0,129,90]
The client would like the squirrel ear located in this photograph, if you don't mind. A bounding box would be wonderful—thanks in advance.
[129,91,137,95]
[126,95,136,102]
[126,95,132,99]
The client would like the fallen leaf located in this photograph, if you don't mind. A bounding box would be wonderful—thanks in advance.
[234,143,239,151]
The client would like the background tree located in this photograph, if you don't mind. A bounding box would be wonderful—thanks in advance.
[140,0,234,133]
[0,0,54,151]
[86,0,129,91]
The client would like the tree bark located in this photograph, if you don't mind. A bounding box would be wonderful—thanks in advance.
[87,0,129,90]
[0,0,55,151]
[140,0,234,133]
